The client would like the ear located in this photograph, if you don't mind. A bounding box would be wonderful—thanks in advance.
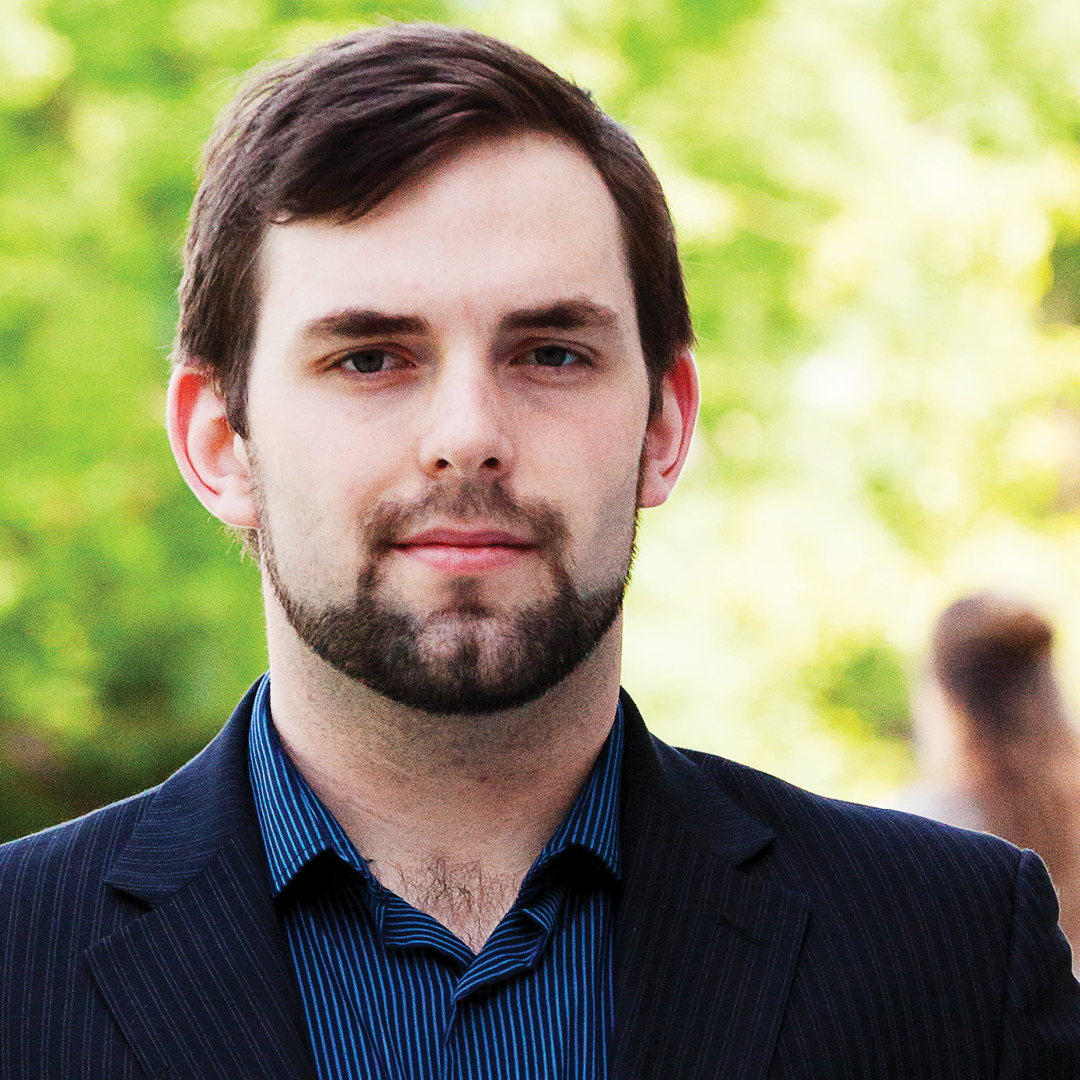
[638,350,699,509]
[166,365,259,528]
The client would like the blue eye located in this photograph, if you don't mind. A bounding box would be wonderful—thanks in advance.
[342,350,391,373]
[530,345,580,368]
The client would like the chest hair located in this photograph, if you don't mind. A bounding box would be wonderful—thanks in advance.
[370,856,525,953]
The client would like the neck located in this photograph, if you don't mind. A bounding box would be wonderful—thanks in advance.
[262,594,622,951]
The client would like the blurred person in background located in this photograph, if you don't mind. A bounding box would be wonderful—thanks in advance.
[908,592,1080,973]
[1,23,1078,1080]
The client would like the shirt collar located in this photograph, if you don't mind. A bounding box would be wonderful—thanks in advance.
[248,675,364,896]
[248,673,623,897]
[525,703,622,883]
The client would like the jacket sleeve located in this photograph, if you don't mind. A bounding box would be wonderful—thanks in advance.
[997,848,1080,1078]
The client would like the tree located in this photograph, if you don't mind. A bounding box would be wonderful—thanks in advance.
[4,0,1080,839]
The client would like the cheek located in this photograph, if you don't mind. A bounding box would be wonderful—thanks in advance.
[554,425,646,582]
[247,434,366,586]
[255,402,401,514]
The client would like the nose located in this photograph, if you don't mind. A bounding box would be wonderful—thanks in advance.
[418,354,513,479]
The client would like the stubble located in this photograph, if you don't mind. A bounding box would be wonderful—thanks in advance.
[255,473,635,716]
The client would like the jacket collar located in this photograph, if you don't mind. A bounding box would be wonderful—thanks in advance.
[613,690,809,1080]
[92,683,807,1080]
[91,681,315,1080]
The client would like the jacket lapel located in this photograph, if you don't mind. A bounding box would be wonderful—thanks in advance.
[613,693,810,1080]
[86,682,804,1079]
[87,682,314,1080]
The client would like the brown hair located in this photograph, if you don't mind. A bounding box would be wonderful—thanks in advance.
[174,22,692,436]
[932,593,1080,953]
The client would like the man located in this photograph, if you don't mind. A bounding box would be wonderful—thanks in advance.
[1,22,1077,1080]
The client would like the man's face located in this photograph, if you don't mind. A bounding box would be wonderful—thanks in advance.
[243,132,653,714]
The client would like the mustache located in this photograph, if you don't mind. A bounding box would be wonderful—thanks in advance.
[362,479,570,554]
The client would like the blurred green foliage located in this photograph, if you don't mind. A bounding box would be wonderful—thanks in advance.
[0,0,467,839]
[810,640,913,743]
[5,0,1080,839]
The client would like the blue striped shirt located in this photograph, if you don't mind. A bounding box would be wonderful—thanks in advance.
[247,675,622,1079]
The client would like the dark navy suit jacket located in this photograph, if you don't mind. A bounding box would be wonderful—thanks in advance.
[2,684,1078,1078]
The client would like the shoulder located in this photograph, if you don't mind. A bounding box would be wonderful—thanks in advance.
[0,684,259,916]
[0,701,257,1030]
[681,746,1079,1052]
[680,745,1024,888]
[647,740,1056,988]
[0,786,165,1026]
[674,745,1073,986]
[0,784,157,870]
[0,786,159,918]
[620,693,1026,903]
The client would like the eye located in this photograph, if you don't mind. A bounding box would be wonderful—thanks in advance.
[527,345,583,368]
[340,349,395,374]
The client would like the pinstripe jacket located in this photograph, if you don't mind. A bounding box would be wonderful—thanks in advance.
[2,683,1078,1079]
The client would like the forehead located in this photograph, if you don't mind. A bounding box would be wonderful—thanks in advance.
[254,132,636,339]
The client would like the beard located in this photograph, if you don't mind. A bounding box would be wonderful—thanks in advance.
[257,477,635,716]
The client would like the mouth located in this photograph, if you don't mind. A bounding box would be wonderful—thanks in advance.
[391,527,539,574]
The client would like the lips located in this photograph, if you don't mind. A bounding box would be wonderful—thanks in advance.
[399,527,533,547]
[392,526,537,573]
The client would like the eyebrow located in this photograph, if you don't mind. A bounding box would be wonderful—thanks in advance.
[296,299,621,345]
[499,300,620,334]
[297,310,429,343]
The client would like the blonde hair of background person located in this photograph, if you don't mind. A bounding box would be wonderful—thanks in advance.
[914,593,1080,970]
